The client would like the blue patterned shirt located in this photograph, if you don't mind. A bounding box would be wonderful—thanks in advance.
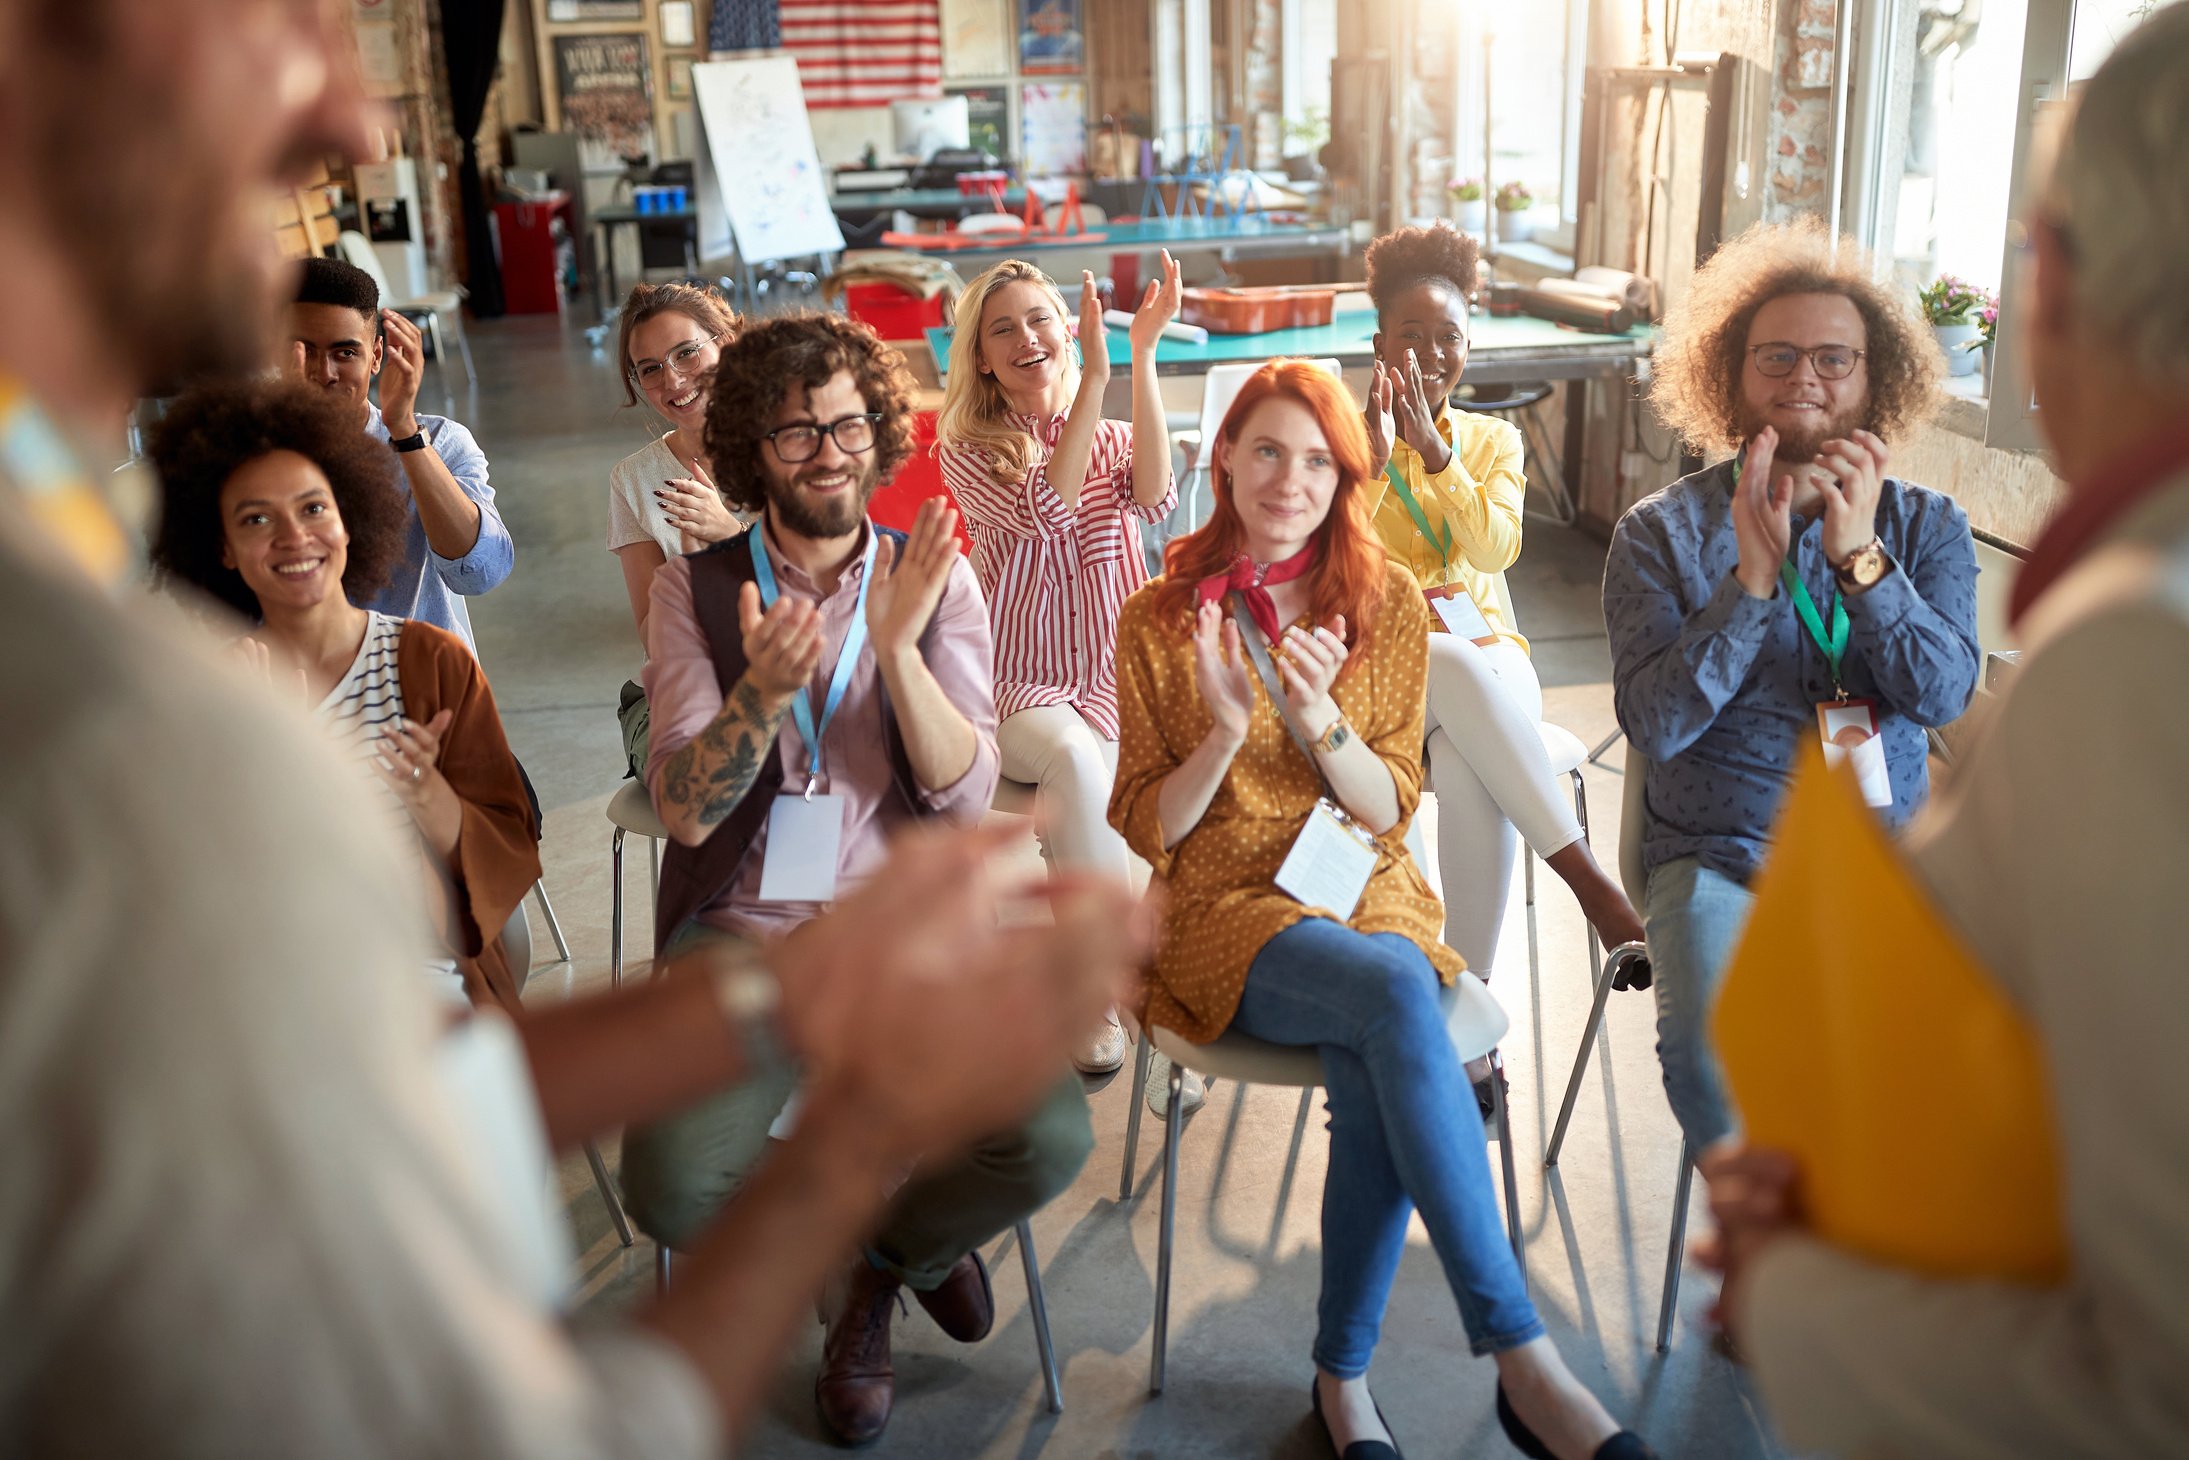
[363,403,514,653]
[1603,459,1981,885]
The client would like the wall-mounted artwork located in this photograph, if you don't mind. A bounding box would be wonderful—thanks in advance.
[1018,0,1083,76]
[554,32,657,170]
[547,0,644,19]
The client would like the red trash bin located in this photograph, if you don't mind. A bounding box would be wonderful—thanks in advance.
[494,193,568,315]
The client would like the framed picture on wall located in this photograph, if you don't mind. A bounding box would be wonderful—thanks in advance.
[659,0,695,48]
[942,0,1011,79]
[553,31,656,170]
[1017,0,1083,76]
[1019,80,1086,175]
[947,85,1009,159]
[547,0,644,19]
[666,54,694,101]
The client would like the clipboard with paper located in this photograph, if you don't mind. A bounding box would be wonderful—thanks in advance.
[1711,744,2067,1282]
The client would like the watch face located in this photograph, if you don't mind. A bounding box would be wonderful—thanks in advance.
[1848,543,1886,585]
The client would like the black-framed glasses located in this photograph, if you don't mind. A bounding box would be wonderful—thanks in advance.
[1748,343,1866,380]
[629,335,720,388]
[763,413,883,463]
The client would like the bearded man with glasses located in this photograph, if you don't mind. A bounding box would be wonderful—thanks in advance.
[1601,219,1981,1157]
[623,311,1089,1448]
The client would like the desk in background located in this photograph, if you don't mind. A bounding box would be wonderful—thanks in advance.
[591,204,697,315]
[830,186,1031,247]
[891,215,1350,272]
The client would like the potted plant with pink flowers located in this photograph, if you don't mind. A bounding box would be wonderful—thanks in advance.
[1447,177,1486,234]
[1974,299,1999,393]
[1494,180,1534,243]
[1918,274,1990,378]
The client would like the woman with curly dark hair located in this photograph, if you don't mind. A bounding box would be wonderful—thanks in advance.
[148,380,541,1012]
[1359,222,1647,1011]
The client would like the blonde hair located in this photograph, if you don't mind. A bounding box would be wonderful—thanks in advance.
[935,259,1079,488]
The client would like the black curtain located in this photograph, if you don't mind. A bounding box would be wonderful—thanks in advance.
[442,0,508,318]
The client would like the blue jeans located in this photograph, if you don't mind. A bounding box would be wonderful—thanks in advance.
[1643,856,1757,1151]
[1229,919,1543,1375]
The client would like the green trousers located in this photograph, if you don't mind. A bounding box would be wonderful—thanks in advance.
[620,926,1094,1290]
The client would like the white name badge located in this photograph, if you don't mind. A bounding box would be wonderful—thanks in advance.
[1273,798,1380,922]
[1818,699,1894,809]
[758,793,845,902]
[1428,588,1497,643]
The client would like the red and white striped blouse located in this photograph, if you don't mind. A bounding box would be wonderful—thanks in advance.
[939,413,1176,740]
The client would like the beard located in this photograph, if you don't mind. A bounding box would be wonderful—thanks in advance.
[1732,393,1868,463]
[765,455,882,539]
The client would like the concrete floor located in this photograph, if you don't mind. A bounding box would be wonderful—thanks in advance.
[450,312,1792,1459]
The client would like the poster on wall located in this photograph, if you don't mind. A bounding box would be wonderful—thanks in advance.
[547,0,644,19]
[1018,81,1085,176]
[941,0,1010,78]
[947,85,1009,159]
[554,32,657,171]
[1017,0,1083,75]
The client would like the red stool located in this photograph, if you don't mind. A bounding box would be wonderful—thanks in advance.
[844,282,949,340]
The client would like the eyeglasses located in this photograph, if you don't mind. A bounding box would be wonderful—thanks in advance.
[630,335,720,388]
[1748,343,1865,380]
[763,413,883,463]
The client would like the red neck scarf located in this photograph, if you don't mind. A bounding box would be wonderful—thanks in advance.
[1197,542,1319,642]
[2009,423,2189,628]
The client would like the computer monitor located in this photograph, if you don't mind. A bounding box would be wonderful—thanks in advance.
[892,96,970,163]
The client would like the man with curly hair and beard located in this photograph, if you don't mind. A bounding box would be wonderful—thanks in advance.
[623,311,1091,1449]
[1603,219,1980,1158]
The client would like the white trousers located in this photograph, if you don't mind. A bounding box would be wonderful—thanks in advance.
[1421,634,1585,975]
[995,703,1129,882]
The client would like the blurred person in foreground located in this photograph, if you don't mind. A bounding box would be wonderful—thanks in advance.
[1701,7,2189,1455]
[0,2,1142,1456]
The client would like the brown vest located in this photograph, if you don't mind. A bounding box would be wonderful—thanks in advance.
[652,525,933,956]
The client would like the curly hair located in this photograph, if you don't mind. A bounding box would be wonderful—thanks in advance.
[702,311,921,514]
[613,280,741,408]
[1650,217,1940,453]
[1365,221,1482,315]
[147,380,408,622]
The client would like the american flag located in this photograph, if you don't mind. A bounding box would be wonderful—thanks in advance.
[709,0,943,110]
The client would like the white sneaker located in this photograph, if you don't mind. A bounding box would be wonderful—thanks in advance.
[1144,1050,1207,1120]
[1073,1011,1129,1074]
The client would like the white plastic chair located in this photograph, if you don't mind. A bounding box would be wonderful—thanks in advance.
[1163,356,1343,550]
[338,229,476,385]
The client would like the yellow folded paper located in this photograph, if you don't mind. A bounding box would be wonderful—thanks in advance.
[1712,744,2067,1282]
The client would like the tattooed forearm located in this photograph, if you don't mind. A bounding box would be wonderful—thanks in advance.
[660,678,793,841]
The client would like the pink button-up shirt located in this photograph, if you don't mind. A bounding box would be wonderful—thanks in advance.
[642,517,1000,942]
[938,414,1174,740]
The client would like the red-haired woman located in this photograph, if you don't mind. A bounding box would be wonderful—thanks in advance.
[1109,361,1654,1460]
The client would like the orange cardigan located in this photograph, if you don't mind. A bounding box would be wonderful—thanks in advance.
[395,622,542,1013]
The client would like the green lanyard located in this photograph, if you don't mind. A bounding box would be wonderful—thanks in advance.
[1779,559,1849,693]
[1383,460,1454,576]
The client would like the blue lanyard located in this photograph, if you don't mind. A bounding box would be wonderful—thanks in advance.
[748,527,876,793]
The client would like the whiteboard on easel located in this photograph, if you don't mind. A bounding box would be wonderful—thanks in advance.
[690,57,846,265]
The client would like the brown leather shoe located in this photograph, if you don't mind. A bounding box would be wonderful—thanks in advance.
[816,1262,901,1447]
[911,1250,994,1343]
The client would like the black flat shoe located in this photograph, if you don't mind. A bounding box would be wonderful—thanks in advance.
[1495,1383,1660,1460]
[1310,1377,1404,1459]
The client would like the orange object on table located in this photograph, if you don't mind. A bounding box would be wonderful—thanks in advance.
[1179,285,1344,334]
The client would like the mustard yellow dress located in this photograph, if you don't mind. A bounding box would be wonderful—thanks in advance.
[1107,562,1464,1044]
[1367,407,1530,652]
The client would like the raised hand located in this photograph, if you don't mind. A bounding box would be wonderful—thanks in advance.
[376,308,425,436]
[1394,350,1450,472]
[1364,362,1396,474]
[1076,270,1110,380]
[1814,428,1888,565]
[1127,248,1183,353]
[736,579,824,699]
[1276,617,1349,732]
[1192,599,1257,746]
[1732,428,1794,599]
[658,476,742,548]
[864,496,961,663]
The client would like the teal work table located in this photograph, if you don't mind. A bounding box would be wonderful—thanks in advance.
[891,214,1350,269]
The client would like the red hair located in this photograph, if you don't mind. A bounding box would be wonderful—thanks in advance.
[1154,360,1389,665]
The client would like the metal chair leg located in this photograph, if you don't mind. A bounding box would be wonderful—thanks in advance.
[1149,1059,1183,1395]
[530,879,571,963]
[611,827,627,991]
[1657,1141,1695,1352]
[585,1140,635,1247]
[657,1245,673,1293]
[1587,725,1625,766]
[1120,1032,1153,1200]
[1573,770,1602,982]
[449,312,477,383]
[1489,1050,1526,1287]
[1545,948,1621,1167]
[1017,1220,1064,1414]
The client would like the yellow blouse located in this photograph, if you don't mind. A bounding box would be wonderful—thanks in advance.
[1367,408,1530,653]
[1107,563,1465,1044]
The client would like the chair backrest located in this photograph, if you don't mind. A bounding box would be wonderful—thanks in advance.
[1619,743,1648,910]
[1194,355,1342,453]
[338,229,395,300]
[501,899,532,999]
[956,212,1027,237]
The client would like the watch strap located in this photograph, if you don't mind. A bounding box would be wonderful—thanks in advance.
[390,429,429,453]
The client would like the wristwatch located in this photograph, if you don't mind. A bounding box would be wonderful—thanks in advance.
[1310,713,1352,755]
[1833,536,1889,593]
[389,429,429,453]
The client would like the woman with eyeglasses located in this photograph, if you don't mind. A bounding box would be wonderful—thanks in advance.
[608,282,749,775]
[1360,224,1646,1037]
